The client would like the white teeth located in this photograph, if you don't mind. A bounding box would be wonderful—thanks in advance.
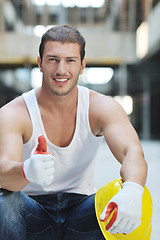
[55,78,68,82]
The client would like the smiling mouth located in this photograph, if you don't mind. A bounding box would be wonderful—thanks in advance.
[53,75,69,82]
[54,78,68,82]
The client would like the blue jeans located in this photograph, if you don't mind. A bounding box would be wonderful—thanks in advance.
[0,189,105,240]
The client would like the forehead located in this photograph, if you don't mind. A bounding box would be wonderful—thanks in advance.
[43,41,81,58]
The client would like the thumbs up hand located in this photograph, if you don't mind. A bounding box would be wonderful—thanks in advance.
[22,135,55,186]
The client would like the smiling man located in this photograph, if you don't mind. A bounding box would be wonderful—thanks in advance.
[38,40,86,96]
[0,25,147,240]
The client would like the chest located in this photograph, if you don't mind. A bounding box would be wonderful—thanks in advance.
[23,92,100,145]
[41,109,77,148]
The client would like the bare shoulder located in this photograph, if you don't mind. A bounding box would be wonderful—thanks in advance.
[0,96,29,136]
[89,89,136,147]
[89,89,128,136]
[90,89,117,106]
[0,96,31,161]
[89,89,127,120]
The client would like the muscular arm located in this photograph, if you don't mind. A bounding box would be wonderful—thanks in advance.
[90,91,147,187]
[0,99,28,191]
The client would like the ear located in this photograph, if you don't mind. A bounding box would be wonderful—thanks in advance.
[37,57,43,72]
[80,58,86,74]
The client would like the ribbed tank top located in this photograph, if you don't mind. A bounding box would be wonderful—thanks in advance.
[22,85,103,195]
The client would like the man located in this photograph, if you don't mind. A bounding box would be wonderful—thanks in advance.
[0,25,147,240]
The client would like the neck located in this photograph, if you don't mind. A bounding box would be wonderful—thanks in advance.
[36,85,78,113]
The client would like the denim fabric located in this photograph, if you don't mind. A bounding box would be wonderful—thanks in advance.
[0,189,105,240]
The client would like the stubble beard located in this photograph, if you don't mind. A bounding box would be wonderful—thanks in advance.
[43,75,79,97]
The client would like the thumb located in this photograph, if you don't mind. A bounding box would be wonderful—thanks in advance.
[34,135,47,154]
[100,202,118,231]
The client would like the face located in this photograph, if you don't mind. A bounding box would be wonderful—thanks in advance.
[37,41,86,96]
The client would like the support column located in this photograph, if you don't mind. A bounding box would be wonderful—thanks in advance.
[142,90,151,139]
[118,64,128,96]
[0,0,5,32]
[128,0,136,31]
[141,64,151,139]
[58,5,67,25]
[41,4,49,26]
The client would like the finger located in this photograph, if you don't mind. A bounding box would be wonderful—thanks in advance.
[100,202,118,222]
[125,219,141,234]
[122,223,135,235]
[121,220,136,234]
[42,176,54,186]
[45,168,55,175]
[34,135,47,154]
[43,161,55,169]
[41,165,55,175]
[100,202,118,231]
[110,218,129,234]
[45,155,56,161]
[108,216,121,233]
[105,203,118,230]
[38,154,55,162]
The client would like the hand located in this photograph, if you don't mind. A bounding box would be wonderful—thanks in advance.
[100,182,144,234]
[22,135,55,186]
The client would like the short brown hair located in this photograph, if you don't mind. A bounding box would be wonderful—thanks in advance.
[39,25,86,62]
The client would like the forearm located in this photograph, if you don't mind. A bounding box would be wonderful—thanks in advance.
[0,159,28,191]
[120,145,148,187]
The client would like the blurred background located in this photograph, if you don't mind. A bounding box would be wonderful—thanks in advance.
[0,0,160,239]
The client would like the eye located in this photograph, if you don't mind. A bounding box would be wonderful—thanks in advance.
[67,59,75,63]
[49,58,58,62]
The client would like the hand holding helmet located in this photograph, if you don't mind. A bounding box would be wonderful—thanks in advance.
[100,181,144,235]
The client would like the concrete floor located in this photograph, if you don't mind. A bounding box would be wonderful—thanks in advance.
[94,139,160,240]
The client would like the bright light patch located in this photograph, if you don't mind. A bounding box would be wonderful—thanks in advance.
[32,0,46,6]
[81,67,114,85]
[62,0,104,8]
[32,0,105,8]
[32,0,61,6]
[136,21,149,59]
[114,95,133,115]
[31,68,42,88]
[33,25,46,37]
[33,25,54,37]
[47,0,61,5]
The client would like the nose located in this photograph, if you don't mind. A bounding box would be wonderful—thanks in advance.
[56,60,67,76]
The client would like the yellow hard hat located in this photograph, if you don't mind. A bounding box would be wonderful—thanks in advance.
[95,179,153,240]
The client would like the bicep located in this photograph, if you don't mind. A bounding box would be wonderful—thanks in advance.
[0,108,23,163]
[99,99,141,163]
[104,121,140,163]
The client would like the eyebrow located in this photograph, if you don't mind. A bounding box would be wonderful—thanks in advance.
[66,56,78,59]
[46,55,78,59]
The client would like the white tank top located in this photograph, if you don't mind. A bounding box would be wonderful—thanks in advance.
[22,85,103,195]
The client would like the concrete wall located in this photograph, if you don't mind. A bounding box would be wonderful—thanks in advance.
[0,31,137,66]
